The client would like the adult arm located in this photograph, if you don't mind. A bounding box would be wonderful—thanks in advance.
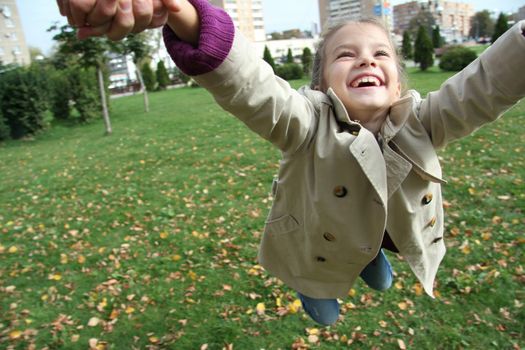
[419,20,525,149]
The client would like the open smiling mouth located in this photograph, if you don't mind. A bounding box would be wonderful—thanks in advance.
[349,75,384,88]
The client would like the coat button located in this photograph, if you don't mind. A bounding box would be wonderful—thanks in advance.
[323,232,336,242]
[422,193,433,205]
[316,256,326,262]
[428,216,437,227]
[333,186,347,198]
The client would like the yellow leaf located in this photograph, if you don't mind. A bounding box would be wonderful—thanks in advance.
[0,244,5,253]
[9,330,22,340]
[160,232,168,239]
[188,271,197,281]
[394,281,403,290]
[348,288,356,297]
[460,241,471,255]
[412,283,424,296]
[287,299,302,314]
[256,302,265,315]
[398,301,408,310]
[276,297,282,307]
[149,336,159,344]
[306,328,319,336]
[60,254,68,264]
[172,255,181,261]
[71,334,80,342]
[109,309,119,320]
[125,306,135,314]
[48,273,62,281]
[481,232,492,241]
[78,255,86,264]
[8,246,18,254]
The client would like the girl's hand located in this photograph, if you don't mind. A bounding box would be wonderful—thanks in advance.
[56,0,182,40]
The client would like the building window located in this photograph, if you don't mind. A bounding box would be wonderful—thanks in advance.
[5,18,14,28]
[1,5,12,18]
[0,47,4,56]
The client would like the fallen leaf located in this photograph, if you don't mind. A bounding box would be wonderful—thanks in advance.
[88,317,100,327]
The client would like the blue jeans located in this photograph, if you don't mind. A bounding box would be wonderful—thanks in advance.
[298,249,393,326]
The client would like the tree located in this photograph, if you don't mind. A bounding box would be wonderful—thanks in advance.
[408,10,435,39]
[263,46,275,71]
[492,13,509,43]
[469,10,494,39]
[115,32,154,112]
[432,25,443,48]
[141,62,156,92]
[301,47,313,76]
[286,48,294,63]
[50,24,112,134]
[401,31,413,60]
[414,25,434,71]
[156,60,170,90]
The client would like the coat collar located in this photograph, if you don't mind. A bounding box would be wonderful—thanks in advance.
[325,87,415,142]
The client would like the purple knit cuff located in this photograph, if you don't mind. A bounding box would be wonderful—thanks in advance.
[163,0,235,76]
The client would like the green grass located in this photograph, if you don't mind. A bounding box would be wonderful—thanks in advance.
[1,71,524,349]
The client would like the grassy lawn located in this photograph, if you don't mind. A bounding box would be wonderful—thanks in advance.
[0,70,524,349]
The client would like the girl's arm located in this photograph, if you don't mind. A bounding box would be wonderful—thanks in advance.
[418,20,525,149]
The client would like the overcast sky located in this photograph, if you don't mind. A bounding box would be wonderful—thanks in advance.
[17,0,525,55]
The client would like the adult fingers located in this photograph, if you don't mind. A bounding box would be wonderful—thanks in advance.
[147,0,168,28]
[161,0,181,13]
[69,0,97,27]
[131,0,153,34]
[106,0,135,40]
[77,23,111,39]
[56,0,66,16]
[85,0,119,27]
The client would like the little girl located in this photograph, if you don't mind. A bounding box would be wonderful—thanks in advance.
[58,0,525,326]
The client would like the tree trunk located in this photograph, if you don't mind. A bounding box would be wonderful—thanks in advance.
[97,65,112,135]
[136,65,149,113]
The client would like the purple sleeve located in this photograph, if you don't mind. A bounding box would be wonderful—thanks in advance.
[162,0,235,76]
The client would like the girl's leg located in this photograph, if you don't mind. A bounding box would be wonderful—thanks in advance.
[297,292,339,326]
[359,249,393,291]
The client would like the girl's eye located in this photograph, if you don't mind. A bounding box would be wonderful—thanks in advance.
[337,51,355,59]
[375,50,390,57]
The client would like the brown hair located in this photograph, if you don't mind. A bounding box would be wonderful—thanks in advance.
[310,18,406,92]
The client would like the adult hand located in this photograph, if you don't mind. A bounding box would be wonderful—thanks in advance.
[57,0,181,40]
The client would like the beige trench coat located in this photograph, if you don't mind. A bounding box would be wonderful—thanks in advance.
[192,21,525,299]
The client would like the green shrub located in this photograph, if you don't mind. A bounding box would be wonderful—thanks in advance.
[141,62,156,92]
[0,107,8,141]
[70,67,102,123]
[0,68,47,139]
[50,69,73,120]
[275,63,303,81]
[156,60,170,90]
[439,46,477,71]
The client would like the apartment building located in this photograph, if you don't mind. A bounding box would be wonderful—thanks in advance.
[318,0,393,32]
[0,0,30,65]
[210,0,266,41]
[393,0,474,42]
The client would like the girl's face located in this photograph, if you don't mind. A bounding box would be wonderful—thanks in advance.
[322,23,401,127]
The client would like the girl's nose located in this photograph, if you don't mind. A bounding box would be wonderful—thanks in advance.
[359,56,377,67]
